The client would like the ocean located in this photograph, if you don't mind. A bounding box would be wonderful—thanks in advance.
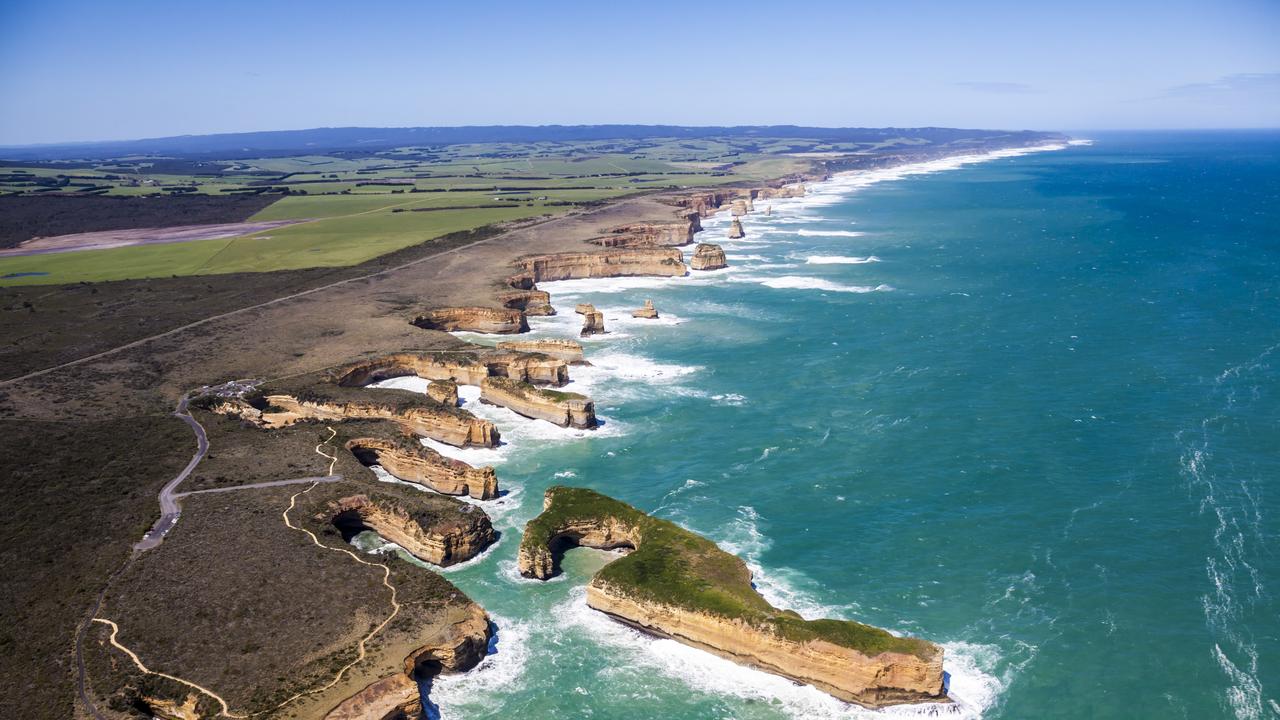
[373,131,1280,719]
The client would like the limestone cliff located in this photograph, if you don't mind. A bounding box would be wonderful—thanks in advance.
[756,183,806,199]
[322,492,495,567]
[728,218,745,239]
[581,310,606,337]
[480,376,597,429]
[516,247,686,282]
[671,191,733,218]
[574,303,594,315]
[496,339,586,364]
[412,307,529,334]
[498,289,556,316]
[690,243,728,271]
[224,391,499,448]
[518,487,948,709]
[632,299,659,319]
[729,199,750,217]
[594,215,702,247]
[324,604,491,720]
[426,378,459,406]
[334,349,569,389]
[345,435,497,499]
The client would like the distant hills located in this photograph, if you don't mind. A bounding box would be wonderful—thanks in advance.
[0,125,1064,161]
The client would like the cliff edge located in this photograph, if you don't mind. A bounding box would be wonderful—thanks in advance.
[517,487,947,709]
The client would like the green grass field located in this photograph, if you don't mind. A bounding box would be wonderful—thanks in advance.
[0,138,818,285]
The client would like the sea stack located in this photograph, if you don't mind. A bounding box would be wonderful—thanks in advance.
[728,218,746,239]
[690,243,728,271]
[574,303,594,315]
[632,299,659,319]
[581,309,606,336]
[730,198,750,216]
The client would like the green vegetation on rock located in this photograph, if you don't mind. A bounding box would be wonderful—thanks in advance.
[524,486,934,659]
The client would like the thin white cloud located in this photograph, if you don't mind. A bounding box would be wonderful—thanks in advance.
[1164,72,1280,97]
[954,81,1037,95]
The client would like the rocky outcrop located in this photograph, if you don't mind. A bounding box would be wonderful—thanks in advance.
[334,349,569,389]
[632,299,659,319]
[575,303,594,315]
[345,436,497,499]
[595,215,702,247]
[672,191,733,218]
[690,243,728,271]
[323,493,495,566]
[757,184,806,199]
[480,377,596,428]
[498,289,555,316]
[325,605,491,720]
[728,218,745,239]
[518,487,947,709]
[516,247,686,282]
[496,339,586,364]
[226,392,499,448]
[587,586,943,708]
[730,199,750,217]
[581,309,606,337]
[324,674,419,720]
[412,307,529,334]
[426,379,458,406]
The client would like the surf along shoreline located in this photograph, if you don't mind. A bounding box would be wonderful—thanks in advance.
[396,139,1076,716]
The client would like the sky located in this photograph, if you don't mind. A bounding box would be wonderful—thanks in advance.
[0,0,1277,145]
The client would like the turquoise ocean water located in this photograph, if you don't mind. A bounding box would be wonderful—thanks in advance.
[370,132,1279,719]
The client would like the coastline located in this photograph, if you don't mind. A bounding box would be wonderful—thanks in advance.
[32,137,1077,719]
[396,139,1077,718]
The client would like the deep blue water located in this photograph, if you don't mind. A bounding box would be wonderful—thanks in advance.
[377,132,1280,719]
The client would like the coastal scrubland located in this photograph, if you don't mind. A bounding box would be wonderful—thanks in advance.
[0,126,1062,717]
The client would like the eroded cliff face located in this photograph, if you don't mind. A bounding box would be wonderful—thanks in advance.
[517,487,948,709]
[690,243,728,271]
[412,307,529,334]
[325,605,492,720]
[223,394,499,448]
[730,198,750,216]
[516,247,687,282]
[426,379,459,407]
[581,310,606,337]
[346,437,497,499]
[632,299,659,319]
[480,377,597,429]
[594,215,702,247]
[728,218,746,239]
[672,191,734,218]
[496,339,586,364]
[517,517,641,580]
[586,584,944,708]
[334,350,569,389]
[756,183,806,199]
[324,494,495,567]
[498,289,556,316]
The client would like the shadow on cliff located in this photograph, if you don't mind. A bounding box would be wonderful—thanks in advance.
[418,620,502,719]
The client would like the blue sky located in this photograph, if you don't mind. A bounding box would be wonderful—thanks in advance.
[0,0,1277,144]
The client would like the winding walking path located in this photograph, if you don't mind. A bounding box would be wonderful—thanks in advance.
[82,425,405,719]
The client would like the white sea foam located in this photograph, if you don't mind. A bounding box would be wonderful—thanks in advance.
[429,614,534,718]
[805,255,882,264]
[795,229,866,238]
[758,276,893,294]
[367,463,525,528]
[553,585,1002,719]
[372,375,433,393]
